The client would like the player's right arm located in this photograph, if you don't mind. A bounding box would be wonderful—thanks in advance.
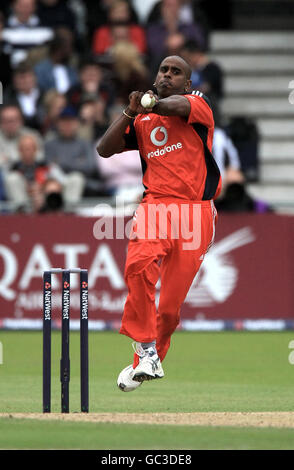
[97,92,145,158]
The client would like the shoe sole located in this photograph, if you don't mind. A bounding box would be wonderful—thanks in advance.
[118,382,127,391]
[133,373,164,383]
[117,381,142,392]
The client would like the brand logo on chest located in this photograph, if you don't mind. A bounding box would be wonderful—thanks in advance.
[147,126,182,159]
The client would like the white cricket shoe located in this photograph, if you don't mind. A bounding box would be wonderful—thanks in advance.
[117,365,142,392]
[132,344,164,383]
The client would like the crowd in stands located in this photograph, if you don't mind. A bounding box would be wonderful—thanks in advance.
[0,0,263,214]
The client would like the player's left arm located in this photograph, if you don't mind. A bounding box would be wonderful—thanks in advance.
[152,95,191,118]
[152,94,213,127]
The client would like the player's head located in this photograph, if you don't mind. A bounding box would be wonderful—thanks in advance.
[153,56,192,98]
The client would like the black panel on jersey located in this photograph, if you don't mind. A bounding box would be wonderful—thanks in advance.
[123,120,139,150]
[190,91,212,110]
[139,153,148,198]
[123,120,147,197]
[192,123,220,200]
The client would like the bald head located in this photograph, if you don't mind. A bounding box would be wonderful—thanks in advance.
[154,55,192,98]
[18,134,38,165]
[161,56,192,80]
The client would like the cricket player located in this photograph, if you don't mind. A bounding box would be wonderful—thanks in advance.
[97,55,221,391]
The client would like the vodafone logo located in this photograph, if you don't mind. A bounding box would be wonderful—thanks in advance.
[148,126,182,159]
[150,126,168,146]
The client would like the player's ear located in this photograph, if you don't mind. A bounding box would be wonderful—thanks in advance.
[185,80,192,93]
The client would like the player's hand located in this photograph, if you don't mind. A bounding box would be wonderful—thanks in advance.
[142,90,159,113]
[127,91,144,115]
[127,91,159,115]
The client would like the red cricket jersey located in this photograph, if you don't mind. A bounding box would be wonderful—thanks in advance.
[124,92,221,201]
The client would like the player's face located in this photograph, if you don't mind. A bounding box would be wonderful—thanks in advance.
[155,58,190,98]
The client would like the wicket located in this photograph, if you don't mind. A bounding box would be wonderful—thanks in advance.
[43,268,89,413]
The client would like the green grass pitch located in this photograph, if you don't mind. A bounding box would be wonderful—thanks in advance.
[0,330,294,449]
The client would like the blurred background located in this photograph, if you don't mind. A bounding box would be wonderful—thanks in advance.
[0,0,293,331]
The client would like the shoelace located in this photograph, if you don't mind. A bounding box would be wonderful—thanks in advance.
[132,342,146,358]
[132,342,159,372]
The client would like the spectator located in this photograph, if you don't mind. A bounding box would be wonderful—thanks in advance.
[3,63,44,131]
[147,0,205,25]
[2,0,53,67]
[110,41,151,103]
[147,0,209,41]
[225,116,260,182]
[85,0,115,44]
[97,147,144,203]
[42,90,67,137]
[67,59,114,110]
[37,0,87,51]
[92,0,147,56]
[78,97,108,142]
[180,39,224,124]
[96,105,144,203]
[0,11,12,88]
[44,106,102,204]
[86,0,139,39]
[146,0,205,75]
[0,1,9,16]
[67,0,88,43]
[39,177,64,213]
[5,133,48,211]
[37,0,76,34]
[197,0,232,31]
[131,0,160,24]
[0,105,43,171]
[34,28,79,94]
[215,169,272,213]
[212,127,241,184]
[0,170,7,210]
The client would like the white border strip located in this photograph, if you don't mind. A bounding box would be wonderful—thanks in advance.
[0,318,293,331]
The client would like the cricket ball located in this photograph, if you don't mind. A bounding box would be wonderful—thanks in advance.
[141,93,156,108]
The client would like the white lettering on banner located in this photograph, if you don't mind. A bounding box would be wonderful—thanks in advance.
[185,227,255,307]
[0,227,256,313]
[53,244,89,288]
[0,242,125,297]
[16,292,44,310]
[89,244,124,289]
[14,291,127,313]
[19,244,53,290]
[0,245,18,300]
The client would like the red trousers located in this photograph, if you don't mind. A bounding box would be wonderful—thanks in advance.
[119,197,217,367]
